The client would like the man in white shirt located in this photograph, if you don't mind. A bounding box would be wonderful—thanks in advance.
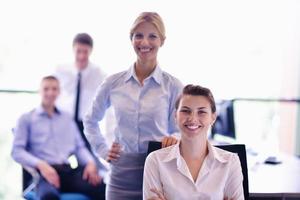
[54,33,107,199]
[55,33,106,133]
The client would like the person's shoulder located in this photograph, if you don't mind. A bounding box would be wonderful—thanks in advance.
[161,70,180,82]
[161,70,183,88]
[88,63,105,74]
[57,109,79,125]
[54,63,74,78]
[55,63,73,73]
[103,70,128,84]
[18,110,32,121]
[213,146,239,163]
[86,63,107,83]
[92,70,128,96]
[147,144,175,163]
[16,108,37,125]
[57,108,73,119]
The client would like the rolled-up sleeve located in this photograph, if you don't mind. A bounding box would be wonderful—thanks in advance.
[11,114,42,168]
[83,79,111,159]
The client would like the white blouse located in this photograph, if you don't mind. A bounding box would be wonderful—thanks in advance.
[143,142,244,200]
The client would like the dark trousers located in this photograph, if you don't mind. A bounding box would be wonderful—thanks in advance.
[37,165,105,200]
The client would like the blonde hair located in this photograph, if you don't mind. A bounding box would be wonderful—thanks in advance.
[130,12,166,42]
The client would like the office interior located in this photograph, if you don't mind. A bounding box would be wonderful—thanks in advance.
[0,0,300,199]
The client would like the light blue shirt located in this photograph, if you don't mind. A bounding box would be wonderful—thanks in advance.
[84,65,183,158]
[12,106,94,168]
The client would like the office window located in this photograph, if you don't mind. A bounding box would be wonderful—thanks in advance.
[234,100,298,155]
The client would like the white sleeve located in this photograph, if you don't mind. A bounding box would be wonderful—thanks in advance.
[143,153,164,199]
[224,154,244,200]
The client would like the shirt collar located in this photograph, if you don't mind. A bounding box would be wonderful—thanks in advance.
[207,141,229,164]
[36,105,61,116]
[162,142,180,162]
[72,62,91,77]
[124,64,163,85]
[162,140,229,164]
[124,65,135,82]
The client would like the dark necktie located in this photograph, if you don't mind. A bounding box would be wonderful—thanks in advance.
[74,72,81,122]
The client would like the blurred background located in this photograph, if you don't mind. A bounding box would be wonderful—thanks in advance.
[1,0,300,199]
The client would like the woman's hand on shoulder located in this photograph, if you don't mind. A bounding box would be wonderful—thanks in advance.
[161,136,178,148]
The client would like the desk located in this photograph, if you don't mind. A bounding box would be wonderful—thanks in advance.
[248,153,300,199]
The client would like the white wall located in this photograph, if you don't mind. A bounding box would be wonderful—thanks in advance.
[1,0,300,100]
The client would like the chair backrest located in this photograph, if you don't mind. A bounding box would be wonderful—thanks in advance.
[23,168,34,192]
[147,141,249,200]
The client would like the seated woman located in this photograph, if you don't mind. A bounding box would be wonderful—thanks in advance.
[143,84,244,200]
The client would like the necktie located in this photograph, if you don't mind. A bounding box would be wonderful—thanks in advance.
[74,72,81,122]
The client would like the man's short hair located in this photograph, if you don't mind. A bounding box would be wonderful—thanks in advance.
[41,75,59,83]
[73,33,93,48]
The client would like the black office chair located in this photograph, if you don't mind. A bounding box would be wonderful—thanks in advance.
[147,141,249,200]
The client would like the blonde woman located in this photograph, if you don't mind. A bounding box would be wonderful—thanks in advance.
[84,12,183,199]
[143,85,244,200]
